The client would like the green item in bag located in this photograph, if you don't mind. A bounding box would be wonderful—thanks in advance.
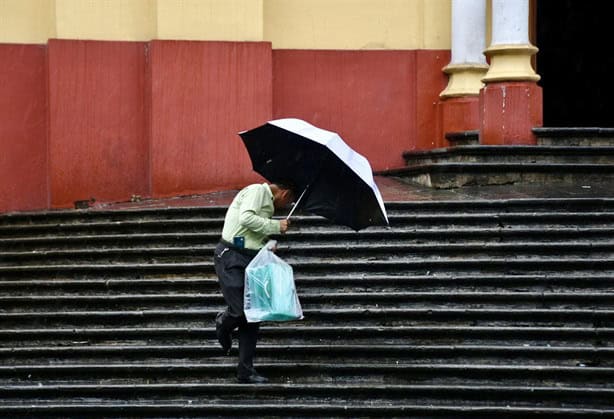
[244,241,303,322]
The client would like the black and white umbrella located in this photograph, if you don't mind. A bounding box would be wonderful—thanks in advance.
[238,118,389,231]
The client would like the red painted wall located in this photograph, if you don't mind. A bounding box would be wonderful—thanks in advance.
[149,41,271,197]
[273,49,449,171]
[48,39,149,208]
[416,50,451,150]
[0,41,450,213]
[0,44,48,212]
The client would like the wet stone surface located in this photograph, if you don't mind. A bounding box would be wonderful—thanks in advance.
[90,176,614,212]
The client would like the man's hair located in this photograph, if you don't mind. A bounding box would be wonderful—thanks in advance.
[274,181,298,198]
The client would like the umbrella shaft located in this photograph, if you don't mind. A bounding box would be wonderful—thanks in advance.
[286,186,309,220]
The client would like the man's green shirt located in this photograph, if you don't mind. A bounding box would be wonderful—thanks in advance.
[221,183,281,251]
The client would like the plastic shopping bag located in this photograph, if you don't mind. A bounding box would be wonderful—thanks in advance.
[244,240,303,322]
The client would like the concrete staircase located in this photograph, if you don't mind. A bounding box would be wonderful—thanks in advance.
[1,199,614,417]
[380,128,614,188]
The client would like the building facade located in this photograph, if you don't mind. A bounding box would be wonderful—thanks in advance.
[0,0,603,213]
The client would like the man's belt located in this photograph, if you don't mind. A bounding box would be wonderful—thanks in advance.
[219,239,259,257]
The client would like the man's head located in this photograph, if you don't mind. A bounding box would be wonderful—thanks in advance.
[270,182,297,210]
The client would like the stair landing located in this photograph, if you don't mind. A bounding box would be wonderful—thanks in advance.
[81,176,614,213]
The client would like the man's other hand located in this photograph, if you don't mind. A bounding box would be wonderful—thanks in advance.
[280,219,290,233]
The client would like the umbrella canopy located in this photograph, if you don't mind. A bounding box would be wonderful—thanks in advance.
[238,118,389,231]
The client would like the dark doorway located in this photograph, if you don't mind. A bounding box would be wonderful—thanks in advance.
[536,0,612,127]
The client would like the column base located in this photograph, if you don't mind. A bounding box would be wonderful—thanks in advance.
[440,63,489,98]
[482,44,540,83]
[480,81,542,145]
[438,96,480,146]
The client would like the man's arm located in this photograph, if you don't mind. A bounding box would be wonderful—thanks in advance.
[238,187,281,236]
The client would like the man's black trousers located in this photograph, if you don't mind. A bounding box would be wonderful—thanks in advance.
[213,241,260,378]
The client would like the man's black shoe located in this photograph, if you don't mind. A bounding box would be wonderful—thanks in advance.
[215,312,231,355]
[236,372,269,384]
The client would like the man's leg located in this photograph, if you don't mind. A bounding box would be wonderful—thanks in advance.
[237,321,260,378]
[213,244,266,382]
[215,311,235,354]
[214,244,248,353]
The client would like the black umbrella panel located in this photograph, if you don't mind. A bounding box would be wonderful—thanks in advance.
[239,119,388,231]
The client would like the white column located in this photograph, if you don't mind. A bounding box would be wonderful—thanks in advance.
[491,0,530,45]
[482,0,539,82]
[440,0,488,98]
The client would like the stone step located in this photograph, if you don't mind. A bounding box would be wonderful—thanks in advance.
[402,146,614,166]
[4,198,614,225]
[2,325,611,346]
[446,130,480,146]
[377,128,614,188]
[1,308,611,329]
[1,383,612,406]
[0,383,609,411]
[0,206,228,225]
[2,274,614,296]
[447,128,614,148]
[2,258,614,279]
[5,228,614,254]
[0,260,612,280]
[1,362,612,387]
[381,163,614,189]
[4,210,614,232]
[0,291,611,310]
[533,127,614,146]
[2,241,614,265]
[0,401,611,418]
[2,344,612,366]
[380,128,614,189]
[4,203,614,233]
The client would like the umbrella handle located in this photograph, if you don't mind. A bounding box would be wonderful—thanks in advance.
[286,185,309,220]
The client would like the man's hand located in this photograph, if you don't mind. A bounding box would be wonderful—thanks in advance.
[279,219,290,233]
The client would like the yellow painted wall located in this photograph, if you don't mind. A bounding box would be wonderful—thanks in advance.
[0,0,56,44]
[264,0,450,50]
[55,0,155,41]
[0,0,450,49]
[422,0,451,49]
[156,0,263,41]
